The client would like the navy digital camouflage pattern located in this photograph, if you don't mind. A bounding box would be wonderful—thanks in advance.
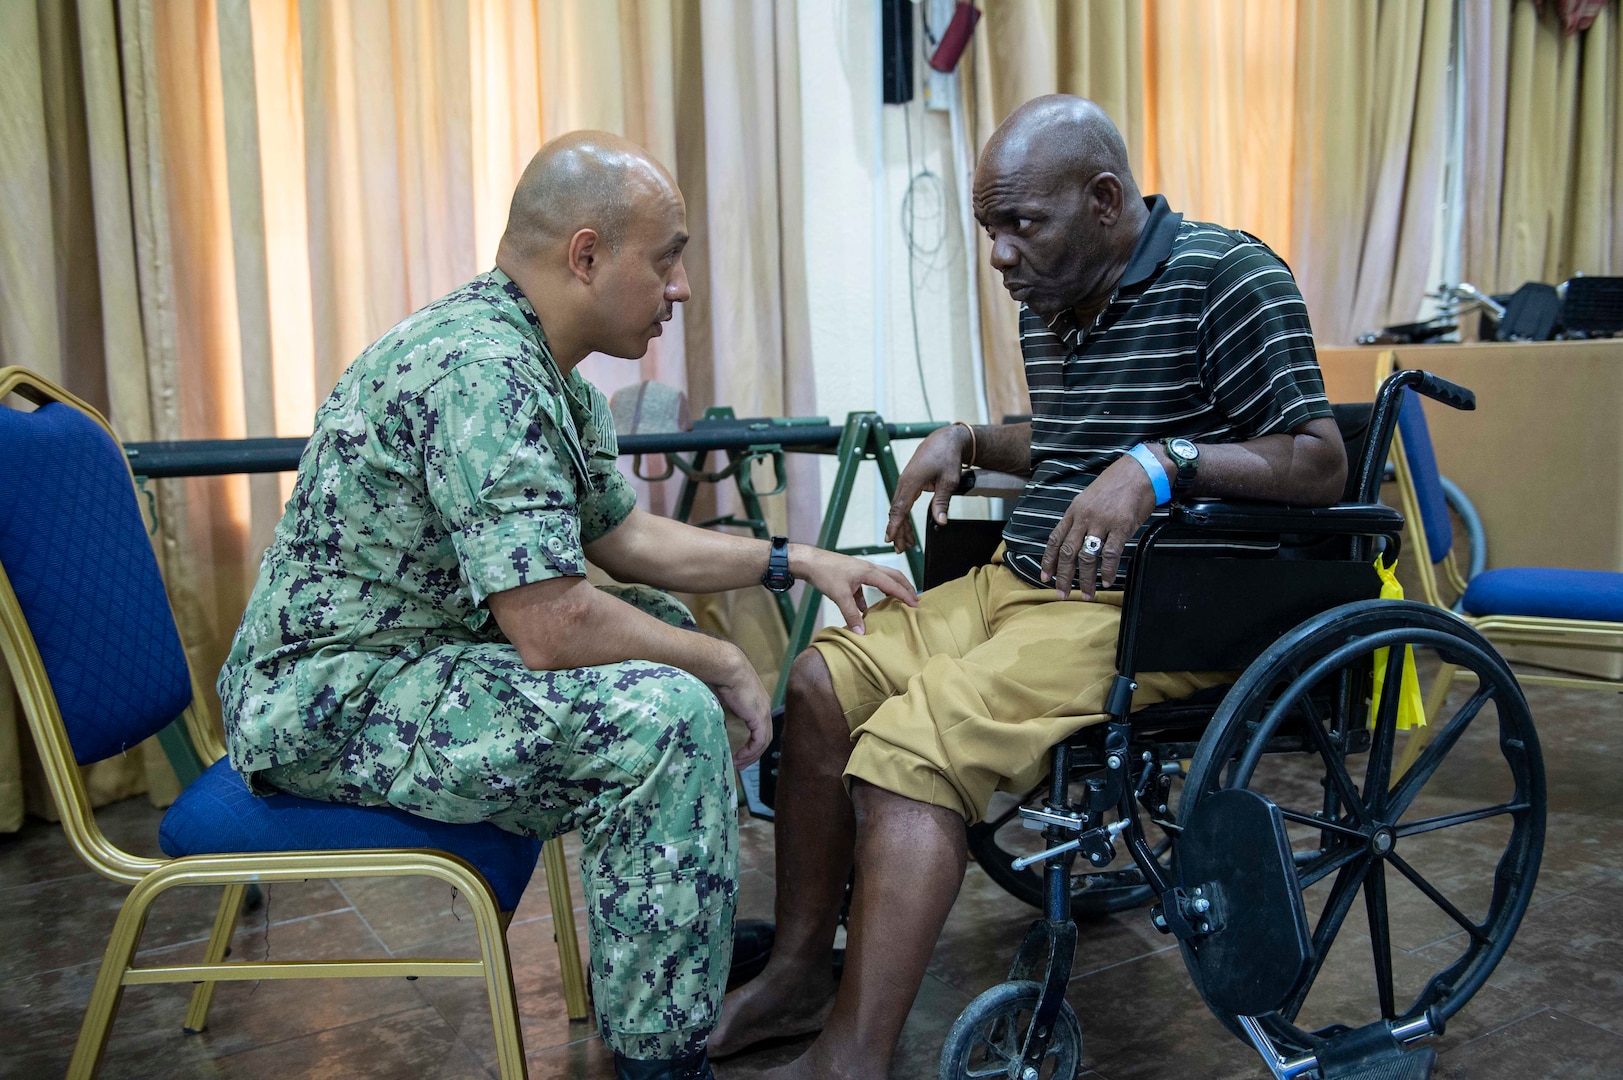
[218,269,735,1058]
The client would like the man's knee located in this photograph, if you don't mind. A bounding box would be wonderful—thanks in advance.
[646,667,730,768]
[786,648,839,721]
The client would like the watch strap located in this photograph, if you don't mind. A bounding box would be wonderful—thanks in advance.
[761,536,794,592]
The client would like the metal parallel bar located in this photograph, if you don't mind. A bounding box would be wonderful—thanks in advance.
[868,420,925,587]
[725,446,798,633]
[773,412,875,708]
[123,959,486,984]
[120,411,940,712]
[122,421,946,478]
[154,718,208,788]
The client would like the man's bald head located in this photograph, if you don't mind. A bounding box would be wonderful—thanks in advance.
[495,131,691,370]
[980,95,1137,197]
[500,131,676,258]
[972,96,1147,319]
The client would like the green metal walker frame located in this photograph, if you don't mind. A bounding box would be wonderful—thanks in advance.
[660,408,943,708]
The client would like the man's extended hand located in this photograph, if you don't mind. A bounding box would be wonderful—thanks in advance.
[710,646,773,769]
[1041,451,1159,600]
[795,546,918,635]
[884,424,972,553]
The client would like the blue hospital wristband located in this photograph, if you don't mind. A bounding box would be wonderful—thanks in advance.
[1124,443,1172,506]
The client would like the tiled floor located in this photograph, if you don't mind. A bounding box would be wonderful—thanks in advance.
[5,670,1620,1079]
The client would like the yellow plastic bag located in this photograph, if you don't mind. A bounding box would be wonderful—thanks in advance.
[1370,555,1428,731]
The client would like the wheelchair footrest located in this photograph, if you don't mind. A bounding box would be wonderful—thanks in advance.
[1315,1020,1437,1080]
[1177,788,1313,1016]
[1319,1046,1435,1080]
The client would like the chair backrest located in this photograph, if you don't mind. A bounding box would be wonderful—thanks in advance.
[1395,389,1453,564]
[0,390,193,767]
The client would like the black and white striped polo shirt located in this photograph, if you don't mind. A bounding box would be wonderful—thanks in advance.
[1002,195,1332,588]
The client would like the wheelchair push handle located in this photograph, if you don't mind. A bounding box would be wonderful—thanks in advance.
[1353,367,1476,505]
[1412,371,1476,411]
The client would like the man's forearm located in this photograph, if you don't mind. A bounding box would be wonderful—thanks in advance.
[585,508,806,594]
[964,421,1033,475]
[1147,418,1346,505]
[490,574,742,681]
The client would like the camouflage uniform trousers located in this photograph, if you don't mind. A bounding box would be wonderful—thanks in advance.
[260,585,737,1060]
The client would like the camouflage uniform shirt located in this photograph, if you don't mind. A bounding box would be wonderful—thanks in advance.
[220,268,636,784]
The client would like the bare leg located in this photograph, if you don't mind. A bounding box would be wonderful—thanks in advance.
[709,651,854,1056]
[764,780,968,1080]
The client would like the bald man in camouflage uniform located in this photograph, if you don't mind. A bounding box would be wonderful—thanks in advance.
[219,132,916,1080]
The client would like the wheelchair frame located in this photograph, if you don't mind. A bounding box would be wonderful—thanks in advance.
[942,369,1544,1080]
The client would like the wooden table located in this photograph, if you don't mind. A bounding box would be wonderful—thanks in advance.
[1317,340,1623,679]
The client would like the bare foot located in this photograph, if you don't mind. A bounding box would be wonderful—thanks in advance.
[707,966,837,1059]
[755,1043,882,1080]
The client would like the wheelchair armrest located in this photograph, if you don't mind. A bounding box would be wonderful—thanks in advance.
[1171,500,1403,536]
[957,469,1029,500]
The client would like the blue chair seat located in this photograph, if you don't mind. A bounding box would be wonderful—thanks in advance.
[1461,567,1623,624]
[159,759,542,912]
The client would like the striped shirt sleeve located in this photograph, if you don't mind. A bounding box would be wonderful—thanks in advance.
[1197,244,1331,438]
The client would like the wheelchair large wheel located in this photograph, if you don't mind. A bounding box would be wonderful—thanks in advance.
[1180,599,1544,1055]
[938,980,1082,1080]
[969,774,1178,918]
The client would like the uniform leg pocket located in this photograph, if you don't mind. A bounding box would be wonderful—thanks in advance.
[586,861,737,1052]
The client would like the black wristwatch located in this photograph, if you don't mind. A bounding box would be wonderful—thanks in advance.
[761,536,795,593]
[1163,437,1200,496]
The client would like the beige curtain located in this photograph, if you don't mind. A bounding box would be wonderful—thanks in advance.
[0,0,808,830]
[1288,0,1453,345]
[0,0,182,831]
[1463,0,1621,291]
[965,0,1147,421]
[965,0,1453,407]
[1145,0,1452,346]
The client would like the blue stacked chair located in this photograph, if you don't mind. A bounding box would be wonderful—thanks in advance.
[1380,352,1623,716]
[0,366,582,1080]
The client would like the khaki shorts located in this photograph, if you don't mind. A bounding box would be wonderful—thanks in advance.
[811,554,1228,825]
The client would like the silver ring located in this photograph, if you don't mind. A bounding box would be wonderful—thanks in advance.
[1081,535,1104,556]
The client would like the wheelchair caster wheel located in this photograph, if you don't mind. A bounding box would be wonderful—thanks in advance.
[939,980,1082,1080]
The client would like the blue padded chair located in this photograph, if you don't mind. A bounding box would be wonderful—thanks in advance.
[0,367,580,1079]
[1378,352,1623,713]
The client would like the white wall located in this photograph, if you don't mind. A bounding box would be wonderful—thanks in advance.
[796,0,980,552]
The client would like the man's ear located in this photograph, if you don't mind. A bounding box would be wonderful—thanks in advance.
[567,228,600,284]
[1091,174,1126,227]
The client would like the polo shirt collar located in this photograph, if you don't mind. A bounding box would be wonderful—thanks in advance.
[1118,194,1182,289]
[1044,195,1183,344]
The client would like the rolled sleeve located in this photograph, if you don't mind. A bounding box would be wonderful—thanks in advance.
[421,359,610,606]
[1199,245,1332,438]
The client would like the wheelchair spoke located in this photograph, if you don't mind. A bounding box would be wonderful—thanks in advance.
[1363,647,1407,816]
[1277,806,1368,842]
[1396,801,1531,839]
[1388,851,1492,946]
[1386,687,1492,819]
[1297,696,1373,828]
[1297,843,1363,889]
[1364,861,1397,1020]
[1281,855,1372,1020]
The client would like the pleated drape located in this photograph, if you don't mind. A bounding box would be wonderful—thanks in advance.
[0,0,809,828]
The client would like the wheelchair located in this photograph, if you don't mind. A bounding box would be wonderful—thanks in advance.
[930,370,1544,1080]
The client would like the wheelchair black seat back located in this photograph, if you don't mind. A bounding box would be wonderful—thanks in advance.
[936,370,1543,1080]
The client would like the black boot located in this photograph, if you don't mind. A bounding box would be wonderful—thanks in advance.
[612,1048,714,1080]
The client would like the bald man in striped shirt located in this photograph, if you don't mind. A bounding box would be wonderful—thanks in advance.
[713,95,1347,1077]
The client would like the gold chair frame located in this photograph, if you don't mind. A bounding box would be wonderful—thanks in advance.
[0,367,590,1079]
[1372,352,1623,770]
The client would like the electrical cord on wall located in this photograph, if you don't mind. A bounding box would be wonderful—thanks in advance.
[901,99,946,421]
